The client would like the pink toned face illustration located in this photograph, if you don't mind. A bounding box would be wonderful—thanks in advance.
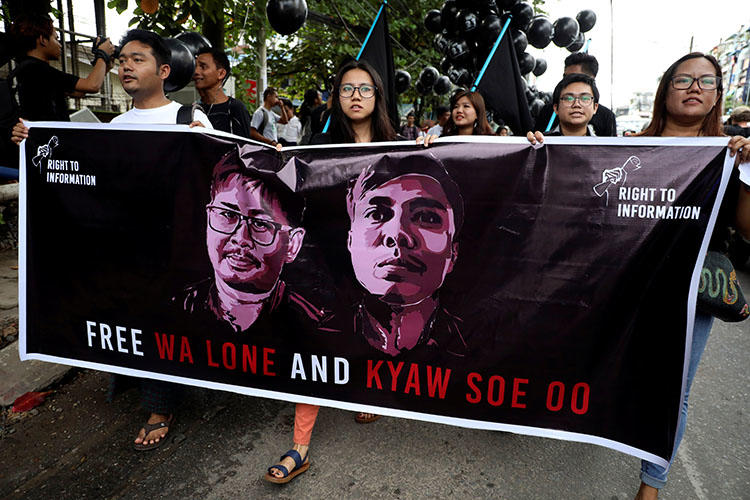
[207,173,304,294]
[348,174,458,306]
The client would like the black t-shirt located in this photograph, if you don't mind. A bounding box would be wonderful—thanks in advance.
[310,104,328,135]
[15,56,79,121]
[201,97,253,137]
[536,101,618,137]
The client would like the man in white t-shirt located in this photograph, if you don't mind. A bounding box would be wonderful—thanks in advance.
[249,87,288,147]
[277,98,301,146]
[426,106,450,137]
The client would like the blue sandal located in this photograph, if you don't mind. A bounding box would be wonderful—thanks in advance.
[264,449,310,484]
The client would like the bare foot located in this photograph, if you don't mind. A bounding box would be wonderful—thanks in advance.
[268,443,309,479]
[634,482,659,500]
[134,413,172,446]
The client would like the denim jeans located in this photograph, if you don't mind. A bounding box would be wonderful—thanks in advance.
[640,311,714,489]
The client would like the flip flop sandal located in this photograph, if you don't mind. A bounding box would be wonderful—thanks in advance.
[264,449,310,484]
[133,415,174,451]
[355,412,382,424]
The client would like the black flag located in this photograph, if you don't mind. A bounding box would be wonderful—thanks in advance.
[358,2,398,128]
[475,32,533,134]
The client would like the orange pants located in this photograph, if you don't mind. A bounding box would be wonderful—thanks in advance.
[293,403,320,445]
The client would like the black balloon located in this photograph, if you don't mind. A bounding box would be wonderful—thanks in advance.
[518,52,535,75]
[497,0,520,11]
[434,33,450,54]
[266,0,308,36]
[457,10,479,37]
[480,14,503,46]
[530,98,545,117]
[510,2,534,30]
[552,17,580,48]
[395,70,411,94]
[440,57,453,73]
[434,75,452,95]
[532,57,547,76]
[175,31,211,57]
[527,17,553,49]
[540,91,552,105]
[566,32,586,52]
[441,1,460,34]
[163,38,194,92]
[448,40,471,61]
[576,9,597,33]
[511,28,527,56]
[448,67,472,86]
[415,79,431,95]
[424,9,442,33]
[419,66,440,87]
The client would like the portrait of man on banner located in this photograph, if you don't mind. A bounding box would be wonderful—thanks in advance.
[176,145,333,334]
[346,153,468,359]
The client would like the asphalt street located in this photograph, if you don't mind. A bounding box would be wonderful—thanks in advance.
[0,250,748,499]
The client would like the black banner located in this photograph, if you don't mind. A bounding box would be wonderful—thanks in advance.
[20,124,734,466]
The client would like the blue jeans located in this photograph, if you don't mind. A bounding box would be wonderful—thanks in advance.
[640,311,714,489]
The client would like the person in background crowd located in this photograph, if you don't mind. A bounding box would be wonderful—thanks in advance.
[526,73,600,144]
[535,52,617,136]
[629,52,750,500]
[277,98,301,146]
[9,14,115,122]
[298,88,322,144]
[427,105,450,136]
[497,125,509,136]
[266,59,403,485]
[440,90,494,137]
[724,105,750,137]
[399,111,422,140]
[249,87,289,147]
[193,47,252,137]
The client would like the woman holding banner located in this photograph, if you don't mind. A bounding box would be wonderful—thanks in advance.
[440,90,494,137]
[634,52,750,500]
[265,59,398,484]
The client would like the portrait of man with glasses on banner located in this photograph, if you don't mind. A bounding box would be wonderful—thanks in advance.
[175,144,334,334]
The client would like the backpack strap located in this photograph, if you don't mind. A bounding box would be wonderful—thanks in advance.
[176,103,205,125]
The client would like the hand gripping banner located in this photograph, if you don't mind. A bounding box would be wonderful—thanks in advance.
[19,123,736,467]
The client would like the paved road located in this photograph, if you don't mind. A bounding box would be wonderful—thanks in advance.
[0,259,748,499]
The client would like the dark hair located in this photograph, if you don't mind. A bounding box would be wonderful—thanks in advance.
[299,88,320,124]
[640,52,724,137]
[9,14,54,55]
[119,29,171,67]
[211,146,304,227]
[435,105,450,116]
[197,47,231,83]
[346,152,464,237]
[564,52,599,77]
[263,87,278,101]
[442,90,494,136]
[329,59,396,143]
[552,73,599,105]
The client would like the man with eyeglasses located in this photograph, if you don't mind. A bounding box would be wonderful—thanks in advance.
[526,73,599,144]
[177,145,331,333]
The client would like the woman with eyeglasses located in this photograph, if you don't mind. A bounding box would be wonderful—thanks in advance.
[439,89,494,137]
[266,59,402,484]
[632,52,750,500]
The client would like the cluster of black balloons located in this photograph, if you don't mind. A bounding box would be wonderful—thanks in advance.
[423,1,597,88]
[394,66,453,96]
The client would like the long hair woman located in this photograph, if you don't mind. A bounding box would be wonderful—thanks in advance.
[634,52,749,500]
[441,89,494,136]
[265,59,400,485]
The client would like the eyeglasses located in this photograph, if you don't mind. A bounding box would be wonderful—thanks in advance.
[206,206,292,246]
[340,84,376,99]
[670,74,721,90]
[559,94,595,106]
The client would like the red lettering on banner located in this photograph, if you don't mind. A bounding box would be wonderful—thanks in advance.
[511,378,528,408]
[206,340,220,367]
[571,383,590,415]
[223,342,236,370]
[426,366,451,399]
[242,344,257,373]
[487,375,506,407]
[154,332,175,360]
[367,360,383,389]
[179,336,193,364]
[387,361,404,391]
[404,363,421,395]
[546,381,565,411]
[263,348,276,376]
[465,372,482,403]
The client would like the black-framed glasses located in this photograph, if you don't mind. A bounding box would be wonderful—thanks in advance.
[340,84,376,99]
[206,206,292,246]
[670,74,721,90]
[559,94,595,106]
